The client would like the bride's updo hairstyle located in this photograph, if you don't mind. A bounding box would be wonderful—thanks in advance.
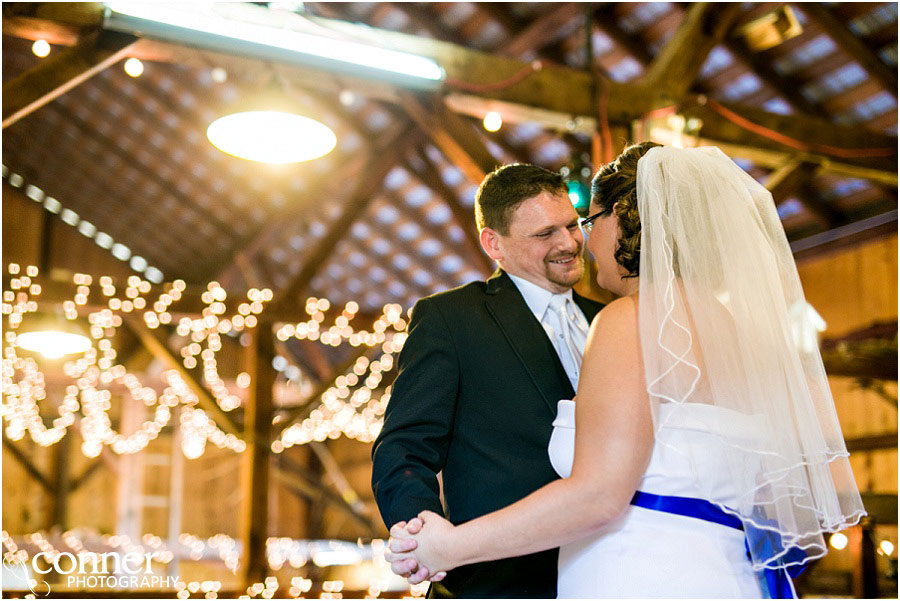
[590,141,661,278]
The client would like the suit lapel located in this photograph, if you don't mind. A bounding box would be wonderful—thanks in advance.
[484,270,574,414]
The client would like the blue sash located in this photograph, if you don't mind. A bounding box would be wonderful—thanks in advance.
[630,491,806,599]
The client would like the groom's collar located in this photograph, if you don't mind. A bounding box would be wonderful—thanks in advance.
[507,273,573,322]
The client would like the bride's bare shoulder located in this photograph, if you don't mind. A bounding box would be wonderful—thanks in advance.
[590,295,638,332]
[584,295,640,355]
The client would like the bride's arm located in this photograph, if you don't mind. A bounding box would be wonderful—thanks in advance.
[409,295,654,572]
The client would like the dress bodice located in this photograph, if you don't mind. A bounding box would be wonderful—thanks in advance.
[548,399,767,510]
[548,399,766,598]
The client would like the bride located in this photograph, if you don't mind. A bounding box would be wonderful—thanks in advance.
[386,144,866,598]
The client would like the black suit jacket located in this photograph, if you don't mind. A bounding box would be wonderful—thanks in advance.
[371,269,604,598]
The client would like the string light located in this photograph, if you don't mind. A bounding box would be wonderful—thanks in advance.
[4,265,413,458]
[4,529,412,597]
[2,266,247,458]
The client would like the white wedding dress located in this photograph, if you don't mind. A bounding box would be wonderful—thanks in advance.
[548,399,766,599]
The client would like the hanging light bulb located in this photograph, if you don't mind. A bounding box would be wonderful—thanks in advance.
[483,111,502,132]
[124,57,144,77]
[16,313,91,359]
[31,39,51,58]
[207,77,336,164]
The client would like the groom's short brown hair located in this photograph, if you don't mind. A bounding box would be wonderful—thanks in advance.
[475,163,567,235]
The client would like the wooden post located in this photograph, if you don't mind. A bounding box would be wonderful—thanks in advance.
[849,519,880,598]
[48,431,71,531]
[116,395,145,546]
[239,325,276,589]
[167,406,185,582]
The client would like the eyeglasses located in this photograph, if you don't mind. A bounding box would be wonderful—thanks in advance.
[579,210,605,233]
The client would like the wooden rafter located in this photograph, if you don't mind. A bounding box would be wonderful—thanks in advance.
[722,37,831,118]
[791,210,897,262]
[69,458,103,492]
[216,155,365,291]
[799,3,898,98]
[49,102,245,242]
[2,433,54,493]
[401,152,493,273]
[11,3,895,167]
[3,29,137,128]
[845,432,898,452]
[497,2,582,59]
[123,316,242,436]
[765,156,837,222]
[380,187,479,286]
[386,2,465,45]
[268,125,420,310]
[310,441,369,516]
[676,98,896,173]
[276,453,381,533]
[277,344,372,429]
[398,92,497,184]
[642,2,743,102]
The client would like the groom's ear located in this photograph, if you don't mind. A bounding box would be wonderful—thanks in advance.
[479,228,503,262]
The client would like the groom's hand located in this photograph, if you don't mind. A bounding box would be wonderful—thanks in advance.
[387,519,448,585]
[387,520,425,579]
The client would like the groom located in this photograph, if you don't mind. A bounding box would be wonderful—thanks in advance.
[371,163,604,597]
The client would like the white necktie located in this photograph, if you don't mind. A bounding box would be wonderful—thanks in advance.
[545,295,589,390]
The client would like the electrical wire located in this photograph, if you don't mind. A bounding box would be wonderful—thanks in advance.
[705,98,896,159]
[444,61,543,93]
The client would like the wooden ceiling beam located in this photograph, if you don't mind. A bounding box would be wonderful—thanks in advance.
[216,154,365,290]
[48,102,245,243]
[269,125,420,310]
[592,5,652,66]
[798,182,845,230]
[766,156,818,203]
[766,156,843,228]
[722,38,831,118]
[473,3,523,37]
[791,209,897,262]
[642,2,743,103]
[13,5,896,172]
[498,2,582,59]
[2,432,54,493]
[380,186,483,283]
[798,3,898,98]
[3,29,137,129]
[677,98,896,173]
[402,153,492,274]
[822,343,898,381]
[277,344,374,428]
[276,453,382,534]
[122,316,242,436]
[398,92,497,184]
[387,2,466,45]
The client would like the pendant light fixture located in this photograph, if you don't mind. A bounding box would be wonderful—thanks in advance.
[17,312,91,359]
[207,76,337,164]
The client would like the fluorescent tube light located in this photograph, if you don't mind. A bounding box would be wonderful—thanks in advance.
[103,2,445,88]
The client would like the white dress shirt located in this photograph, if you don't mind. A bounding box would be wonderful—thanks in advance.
[508,274,589,391]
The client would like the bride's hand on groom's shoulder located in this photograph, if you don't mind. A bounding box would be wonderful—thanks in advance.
[386,518,448,585]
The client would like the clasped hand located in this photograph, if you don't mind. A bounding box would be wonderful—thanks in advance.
[385,511,458,585]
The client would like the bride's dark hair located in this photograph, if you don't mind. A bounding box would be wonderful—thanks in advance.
[590,141,662,278]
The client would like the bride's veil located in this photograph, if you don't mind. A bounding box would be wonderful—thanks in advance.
[636,146,866,570]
